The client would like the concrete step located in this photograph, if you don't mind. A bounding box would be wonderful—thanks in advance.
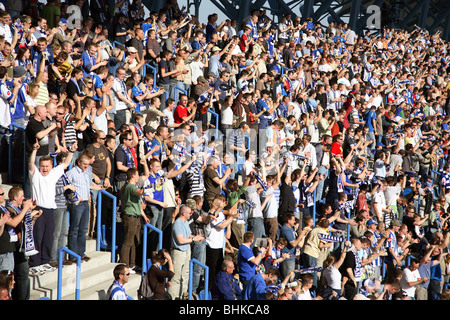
[28,240,144,300]
[61,272,142,300]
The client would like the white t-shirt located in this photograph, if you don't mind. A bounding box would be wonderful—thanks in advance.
[221,106,233,126]
[297,288,313,300]
[323,265,342,290]
[246,185,263,218]
[371,190,386,217]
[384,185,401,206]
[30,164,65,209]
[206,211,226,249]
[112,78,128,111]
[241,160,254,183]
[400,267,421,297]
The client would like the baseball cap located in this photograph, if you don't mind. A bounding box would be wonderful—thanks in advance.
[366,219,378,227]
[13,66,26,78]
[128,47,138,53]
[197,76,207,83]
[391,219,401,227]
[144,126,156,134]
[185,199,196,210]
[59,18,68,24]
[211,46,221,52]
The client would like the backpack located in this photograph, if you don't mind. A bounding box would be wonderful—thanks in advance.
[137,272,155,300]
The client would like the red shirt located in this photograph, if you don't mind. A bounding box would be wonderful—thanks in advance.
[240,33,248,52]
[174,105,189,124]
[331,142,343,158]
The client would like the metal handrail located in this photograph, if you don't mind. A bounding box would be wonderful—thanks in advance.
[208,109,219,139]
[313,188,317,226]
[96,189,117,262]
[57,247,81,300]
[144,63,157,84]
[142,223,163,275]
[188,258,210,300]
[174,86,187,103]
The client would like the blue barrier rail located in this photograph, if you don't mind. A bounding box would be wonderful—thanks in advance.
[144,63,157,84]
[96,189,118,262]
[208,109,219,139]
[142,223,163,275]
[174,86,187,104]
[57,247,81,300]
[188,258,210,300]
[313,188,317,226]
[8,122,26,186]
[244,134,251,150]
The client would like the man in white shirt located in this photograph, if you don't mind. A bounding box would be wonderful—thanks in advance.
[28,138,77,272]
[400,258,427,299]
[112,67,135,128]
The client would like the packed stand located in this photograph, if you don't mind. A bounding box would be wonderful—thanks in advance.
[0,0,450,301]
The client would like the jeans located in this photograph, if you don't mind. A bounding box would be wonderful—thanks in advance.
[159,83,170,111]
[191,239,206,293]
[114,109,127,129]
[68,202,90,258]
[315,167,329,201]
[51,207,69,262]
[280,258,295,280]
[12,250,30,300]
[149,206,164,230]
[0,252,14,272]
[247,217,265,248]
[302,253,319,289]
[89,180,104,237]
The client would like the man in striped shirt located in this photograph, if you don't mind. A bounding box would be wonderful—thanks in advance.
[385,219,402,283]
[66,153,103,262]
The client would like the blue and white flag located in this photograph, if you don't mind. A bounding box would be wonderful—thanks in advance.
[318,233,345,243]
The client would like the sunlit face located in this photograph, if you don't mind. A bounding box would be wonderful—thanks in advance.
[37,41,47,52]
[39,159,53,176]
[79,159,91,171]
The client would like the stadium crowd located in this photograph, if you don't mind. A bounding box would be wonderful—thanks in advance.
[0,0,450,301]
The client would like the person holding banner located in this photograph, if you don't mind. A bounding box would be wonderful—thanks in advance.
[301,217,333,290]
[2,187,42,300]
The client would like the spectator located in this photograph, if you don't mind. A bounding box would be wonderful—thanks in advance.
[147,248,174,300]
[211,256,242,300]
[27,139,76,274]
[107,264,133,300]
[65,153,103,262]
[168,203,204,299]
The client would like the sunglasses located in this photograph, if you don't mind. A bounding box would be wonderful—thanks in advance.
[0,193,4,196]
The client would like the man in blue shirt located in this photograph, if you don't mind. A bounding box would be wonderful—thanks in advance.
[168,204,204,300]
[6,67,26,126]
[211,257,242,300]
[279,213,309,279]
[237,231,267,288]
[143,158,167,233]
[242,268,280,300]
[66,153,103,262]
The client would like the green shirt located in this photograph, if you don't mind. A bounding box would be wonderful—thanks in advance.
[226,186,247,209]
[40,5,61,29]
[122,182,142,217]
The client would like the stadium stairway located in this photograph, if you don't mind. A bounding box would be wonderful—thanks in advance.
[29,239,142,300]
